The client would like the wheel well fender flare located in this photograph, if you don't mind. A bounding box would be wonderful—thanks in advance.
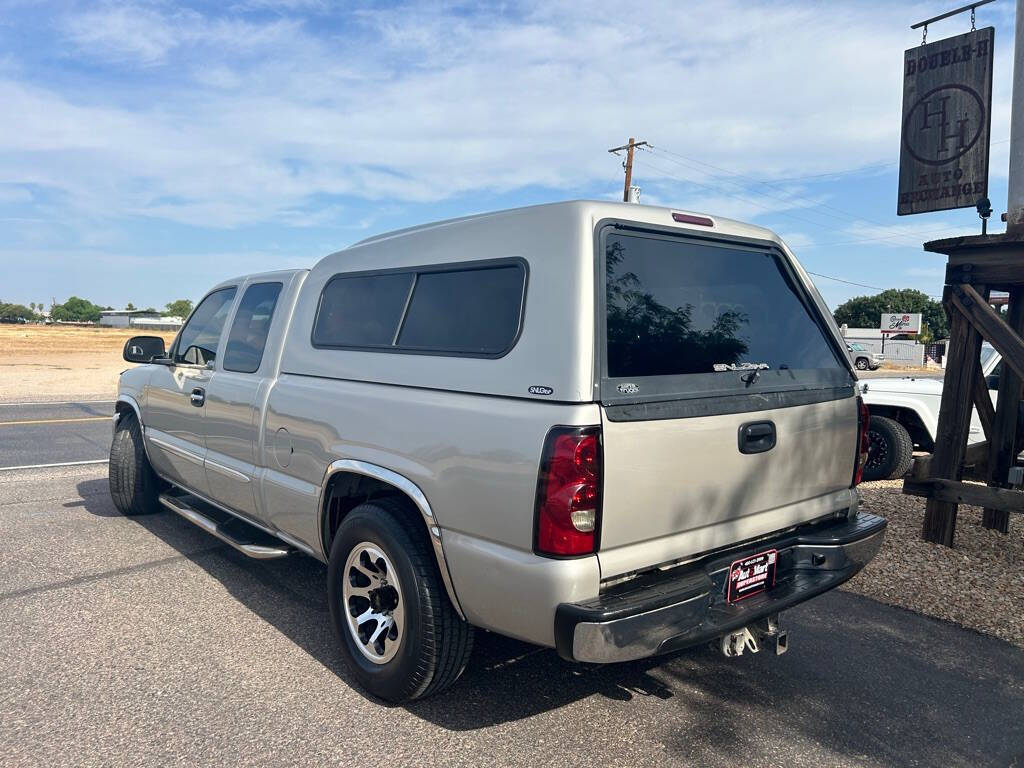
[318,459,465,620]
[115,394,142,425]
[114,395,161,466]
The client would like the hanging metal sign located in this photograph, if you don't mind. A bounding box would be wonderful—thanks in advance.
[897,27,994,215]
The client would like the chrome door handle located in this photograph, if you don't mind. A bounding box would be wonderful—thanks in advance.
[190,388,206,407]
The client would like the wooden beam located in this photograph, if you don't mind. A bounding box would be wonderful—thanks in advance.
[905,478,1024,514]
[911,440,989,481]
[920,295,985,546]
[946,248,1024,289]
[972,363,996,441]
[949,284,1024,383]
[984,287,1024,533]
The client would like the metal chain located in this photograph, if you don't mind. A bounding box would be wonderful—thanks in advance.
[922,23,928,45]
[971,7,976,31]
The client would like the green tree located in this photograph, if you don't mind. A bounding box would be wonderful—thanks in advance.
[125,302,136,311]
[0,302,35,321]
[165,299,193,319]
[50,296,103,323]
[833,289,948,340]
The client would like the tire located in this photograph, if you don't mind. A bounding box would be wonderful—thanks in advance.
[855,357,869,370]
[108,411,161,515]
[862,415,914,481]
[328,498,474,703]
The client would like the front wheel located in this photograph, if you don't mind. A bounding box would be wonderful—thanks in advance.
[862,415,914,481]
[855,358,869,370]
[327,498,473,702]
[109,411,161,515]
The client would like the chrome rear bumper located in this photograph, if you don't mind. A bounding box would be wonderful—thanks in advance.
[554,512,886,663]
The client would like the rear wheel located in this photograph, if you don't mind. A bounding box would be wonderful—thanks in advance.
[327,498,473,702]
[862,415,914,481]
[855,357,869,370]
[109,411,161,515]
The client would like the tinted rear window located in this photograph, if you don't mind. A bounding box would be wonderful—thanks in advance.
[397,266,524,354]
[312,261,526,357]
[312,273,413,348]
[603,231,845,398]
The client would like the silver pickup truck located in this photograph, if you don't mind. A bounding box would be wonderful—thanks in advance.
[110,201,886,702]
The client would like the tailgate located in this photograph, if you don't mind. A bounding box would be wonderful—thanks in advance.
[595,222,858,577]
[598,395,858,577]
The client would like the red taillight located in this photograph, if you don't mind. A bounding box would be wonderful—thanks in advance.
[853,396,870,486]
[534,427,602,557]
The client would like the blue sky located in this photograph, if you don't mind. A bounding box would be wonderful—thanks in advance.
[0,0,1018,311]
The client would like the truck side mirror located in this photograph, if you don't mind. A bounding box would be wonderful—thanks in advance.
[123,335,167,363]
[987,373,1000,391]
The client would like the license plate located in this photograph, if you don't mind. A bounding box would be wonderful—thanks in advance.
[727,549,778,603]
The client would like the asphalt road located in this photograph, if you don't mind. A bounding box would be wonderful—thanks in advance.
[0,410,1022,766]
[0,400,112,469]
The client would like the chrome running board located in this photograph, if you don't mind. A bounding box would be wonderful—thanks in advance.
[158,492,294,560]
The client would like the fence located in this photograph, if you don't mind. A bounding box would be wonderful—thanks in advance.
[846,335,926,367]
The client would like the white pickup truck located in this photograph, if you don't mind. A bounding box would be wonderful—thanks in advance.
[859,344,998,480]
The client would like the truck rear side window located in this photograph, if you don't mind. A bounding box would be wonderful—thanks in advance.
[312,261,526,358]
[602,229,847,404]
[223,282,283,373]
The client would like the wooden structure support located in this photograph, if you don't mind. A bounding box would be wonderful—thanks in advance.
[985,287,1024,532]
[906,231,1024,546]
[905,478,1024,514]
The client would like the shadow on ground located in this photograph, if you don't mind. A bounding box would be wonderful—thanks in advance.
[76,477,1024,765]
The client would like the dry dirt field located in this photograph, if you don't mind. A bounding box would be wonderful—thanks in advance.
[0,324,176,402]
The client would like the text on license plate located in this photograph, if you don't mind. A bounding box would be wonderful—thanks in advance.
[727,549,778,603]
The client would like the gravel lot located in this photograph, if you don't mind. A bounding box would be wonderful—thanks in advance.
[845,480,1024,648]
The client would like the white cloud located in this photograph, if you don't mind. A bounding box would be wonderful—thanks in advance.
[62,3,303,64]
[0,0,1012,233]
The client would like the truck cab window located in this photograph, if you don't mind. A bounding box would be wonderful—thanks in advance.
[224,282,283,373]
[174,287,237,366]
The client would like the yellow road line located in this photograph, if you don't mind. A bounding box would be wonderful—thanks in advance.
[0,416,110,427]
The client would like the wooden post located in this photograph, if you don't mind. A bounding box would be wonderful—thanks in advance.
[922,291,986,545]
[973,347,996,440]
[622,138,636,202]
[984,287,1024,532]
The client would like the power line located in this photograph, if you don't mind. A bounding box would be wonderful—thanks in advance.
[633,154,965,250]
[646,146,931,248]
[806,271,943,300]
[806,272,888,292]
[675,138,1009,186]
[768,162,897,183]
[632,155,883,235]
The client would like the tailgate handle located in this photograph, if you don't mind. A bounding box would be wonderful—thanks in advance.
[738,421,776,454]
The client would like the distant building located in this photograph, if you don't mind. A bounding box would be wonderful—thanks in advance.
[131,316,183,331]
[842,327,925,367]
[99,310,181,330]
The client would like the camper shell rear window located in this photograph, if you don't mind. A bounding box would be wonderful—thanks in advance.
[599,223,852,414]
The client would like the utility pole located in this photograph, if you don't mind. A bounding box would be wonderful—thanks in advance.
[1007,0,1024,233]
[608,138,649,202]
